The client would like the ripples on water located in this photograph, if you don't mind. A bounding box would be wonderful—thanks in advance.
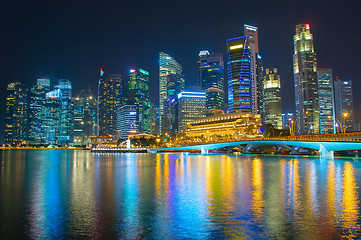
[0,150,360,239]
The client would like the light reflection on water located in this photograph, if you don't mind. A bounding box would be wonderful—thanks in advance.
[0,150,361,239]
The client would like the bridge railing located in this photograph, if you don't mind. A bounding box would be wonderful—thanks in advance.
[168,132,361,147]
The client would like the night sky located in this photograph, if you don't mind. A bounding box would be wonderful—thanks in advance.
[1,0,360,141]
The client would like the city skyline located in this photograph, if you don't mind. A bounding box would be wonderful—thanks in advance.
[1,0,360,141]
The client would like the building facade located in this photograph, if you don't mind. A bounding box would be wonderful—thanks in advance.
[198,51,224,115]
[73,89,97,145]
[317,68,335,134]
[98,69,122,136]
[159,52,183,134]
[293,23,319,134]
[334,77,354,132]
[177,91,206,133]
[117,105,139,139]
[186,112,261,141]
[263,68,282,129]
[5,82,29,145]
[227,36,252,113]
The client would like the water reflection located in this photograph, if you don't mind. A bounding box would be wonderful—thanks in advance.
[0,151,361,239]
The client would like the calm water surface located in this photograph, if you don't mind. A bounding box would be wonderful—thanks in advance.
[1,150,361,239]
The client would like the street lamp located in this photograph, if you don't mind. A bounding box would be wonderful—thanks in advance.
[328,116,343,134]
[343,113,349,134]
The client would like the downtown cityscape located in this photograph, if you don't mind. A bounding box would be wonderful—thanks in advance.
[1,0,361,239]
[4,23,358,149]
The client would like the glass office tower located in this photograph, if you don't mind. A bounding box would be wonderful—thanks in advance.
[227,36,252,113]
[334,77,354,132]
[263,68,282,129]
[177,91,206,132]
[317,68,335,134]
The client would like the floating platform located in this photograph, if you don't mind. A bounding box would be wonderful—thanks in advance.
[90,148,149,153]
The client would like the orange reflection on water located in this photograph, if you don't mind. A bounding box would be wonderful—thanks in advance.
[251,158,264,221]
[341,162,360,238]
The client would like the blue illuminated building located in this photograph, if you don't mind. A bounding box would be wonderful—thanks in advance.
[317,68,335,134]
[178,91,206,133]
[226,36,252,113]
[117,105,139,139]
[334,77,354,132]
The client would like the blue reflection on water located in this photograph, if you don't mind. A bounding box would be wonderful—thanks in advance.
[1,150,361,239]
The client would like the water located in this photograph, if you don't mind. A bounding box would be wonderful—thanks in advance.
[0,150,361,239]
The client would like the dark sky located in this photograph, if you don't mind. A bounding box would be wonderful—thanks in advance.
[1,0,360,140]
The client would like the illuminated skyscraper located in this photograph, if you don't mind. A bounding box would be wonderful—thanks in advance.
[227,36,252,113]
[28,79,50,144]
[159,52,183,134]
[5,81,29,145]
[263,68,282,129]
[198,51,224,115]
[43,89,61,144]
[178,91,206,132]
[163,74,185,137]
[73,89,97,145]
[126,68,151,134]
[97,69,122,136]
[334,77,354,132]
[317,68,335,134]
[55,79,74,145]
[293,23,319,134]
[244,24,264,116]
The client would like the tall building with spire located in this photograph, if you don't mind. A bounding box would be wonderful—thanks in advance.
[293,23,319,134]
[226,36,252,113]
[198,51,224,115]
[159,52,183,134]
[97,69,122,136]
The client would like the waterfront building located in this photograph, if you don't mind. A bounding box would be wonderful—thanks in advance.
[5,81,29,145]
[117,105,139,139]
[186,112,261,141]
[177,91,206,133]
[226,36,252,113]
[98,69,122,136]
[55,79,74,145]
[317,68,335,134]
[293,23,319,134]
[263,68,282,129]
[244,24,264,116]
[198,51,224,115]
[126,68,151,134]
[73,89,97,146]
[150,105,159,135]
[334,77,354,132]
[162,74,185,137]
[159,52,183,134]
[28,79,50,144]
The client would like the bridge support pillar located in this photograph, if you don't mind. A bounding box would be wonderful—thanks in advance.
[126,139,131,149]
[201,147,209,154]
[319,144,334,158]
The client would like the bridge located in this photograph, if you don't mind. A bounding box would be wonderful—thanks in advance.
[152,133,361,157]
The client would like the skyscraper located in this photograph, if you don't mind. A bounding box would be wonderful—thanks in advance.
[159,52,183,134]
[334,77,354,132]
[244,24,264,116]
[263,68,282,129]
[28,79,50,144]
[5,81,29,145]
[177,91,206,133]
[317,68,335,134]
[163,74,185,137]
[293,24,319,134]
[126,68,151,134]
[98,69,122,136]
[73,89,97,145]
[198,51,224,115]
[55,79,74,145]
[227,36,252,113]
[43,89,61,144]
